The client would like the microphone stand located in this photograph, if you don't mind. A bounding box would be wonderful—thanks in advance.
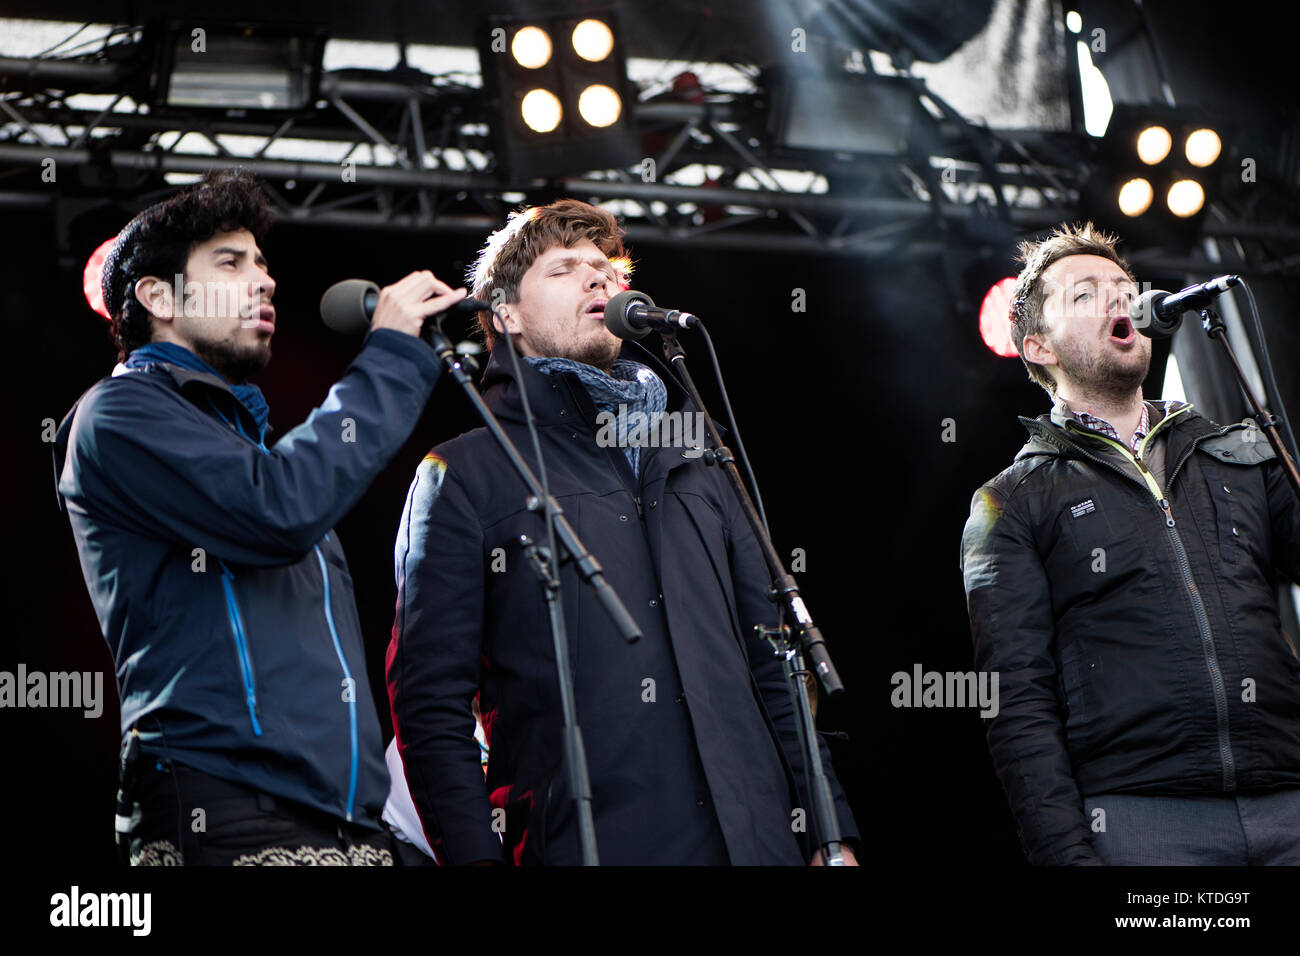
[423,319,644,867]
[657,329,849,866]
[1199,306,1300,500]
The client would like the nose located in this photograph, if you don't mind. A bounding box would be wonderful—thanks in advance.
[584,265,611,291]
[254,267,275,303]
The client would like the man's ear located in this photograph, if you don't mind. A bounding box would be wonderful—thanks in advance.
[1021,332,1058,368]
[134,276,176,323]
[493,305,521,337]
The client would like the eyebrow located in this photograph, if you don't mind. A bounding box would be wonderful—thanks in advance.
[211,246,270,270]
[548,253,616,274]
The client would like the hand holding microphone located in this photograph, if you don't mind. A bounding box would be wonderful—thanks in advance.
[320,275,489,338]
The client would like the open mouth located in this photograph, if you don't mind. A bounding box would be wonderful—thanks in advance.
[585,299,607,319]
[1108,314,1135,344]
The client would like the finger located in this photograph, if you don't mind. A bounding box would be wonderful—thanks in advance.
[414,287,468,317]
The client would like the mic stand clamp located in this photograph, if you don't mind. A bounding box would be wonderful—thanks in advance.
[658,329,848,864]
[1200,306,1300,500]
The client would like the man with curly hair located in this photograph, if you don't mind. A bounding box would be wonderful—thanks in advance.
[55,169,468,865]
[961,222,1300,865]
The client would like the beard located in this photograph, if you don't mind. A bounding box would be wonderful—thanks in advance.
[191,334,271,384]
[523,328,622,372]
[1052,334,1151,404]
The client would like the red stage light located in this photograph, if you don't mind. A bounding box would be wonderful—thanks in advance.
[979,277,1019,357]
[83,237,116,321]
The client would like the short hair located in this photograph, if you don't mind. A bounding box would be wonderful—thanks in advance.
[103,169,274,361]
[466,198,631,350]
[1009,221,1134,397]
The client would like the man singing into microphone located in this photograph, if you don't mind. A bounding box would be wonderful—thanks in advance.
[54,169,469,864]
[960,221,1300,864]
[386,198,859,864]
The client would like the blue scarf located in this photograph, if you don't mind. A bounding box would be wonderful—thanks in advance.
[526,356,668,474]
[125,342,270,451]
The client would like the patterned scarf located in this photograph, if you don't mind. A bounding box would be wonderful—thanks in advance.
[525,356,668,474]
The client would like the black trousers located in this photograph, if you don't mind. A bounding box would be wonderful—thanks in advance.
[126,758,396,866]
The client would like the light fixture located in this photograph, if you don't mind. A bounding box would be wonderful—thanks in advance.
[149,22,325,112]
[572,19,614,62]
[577,84,620,127]
[1185,128,1221,167]
[1136,125,1171,165]
[1167,179,1205,217]
[478,11,637,178]
[521,89,563,133]
[511,26,552,69]
[1118,177,1154,216]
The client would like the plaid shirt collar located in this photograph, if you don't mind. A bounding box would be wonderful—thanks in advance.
[1051,396,1153,454]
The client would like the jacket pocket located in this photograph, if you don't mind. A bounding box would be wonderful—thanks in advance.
[219,564,263,737]
[1202,461,1247,565]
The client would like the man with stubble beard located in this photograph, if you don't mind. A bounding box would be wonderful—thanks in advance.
[385,199,860,865]
[961,222,1300,865]
[55,169,468,864]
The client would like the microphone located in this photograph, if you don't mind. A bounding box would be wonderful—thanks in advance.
[1129,275,1242,339]
[604,290,701,340]
[320,278,491,335]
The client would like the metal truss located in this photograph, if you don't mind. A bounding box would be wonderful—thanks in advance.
[2,49,1296,262]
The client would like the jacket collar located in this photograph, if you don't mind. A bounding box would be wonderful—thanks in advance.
[110,359,267,439]
[1014,398,1220,464]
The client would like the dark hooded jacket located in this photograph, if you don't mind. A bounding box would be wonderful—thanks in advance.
[54,329,442,828]
[387,341,859,865]
[961,401,1300,865]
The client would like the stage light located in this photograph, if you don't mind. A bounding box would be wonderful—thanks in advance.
[521,89,563,132]
[479,11,637,177]
[149,22,326,112]
[1185,128,1221,167]
[1167,179,1205,217]
[511,26,552,69]
[1083,105,1228,249]
[577,84,621,127]
[1118,177,1153,216]
[1136,125,1172,164]
[978,277,1020,357]
[763,67,940,157]
[572,19,614,62]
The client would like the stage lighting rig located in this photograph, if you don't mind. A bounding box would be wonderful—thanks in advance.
[1083,105,1229,247]
[478,11,638,179]
[146,21,326,113]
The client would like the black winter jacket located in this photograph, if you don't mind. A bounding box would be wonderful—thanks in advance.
[961,402,1300,865]
[55,330,442,828]
[387,342,859,865]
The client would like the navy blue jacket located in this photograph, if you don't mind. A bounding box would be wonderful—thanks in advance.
[55,329,442,828]
[387,342,859,864]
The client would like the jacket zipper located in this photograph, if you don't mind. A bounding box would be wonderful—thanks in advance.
[1051,409,1237,790]
[218,562,263,737]
[314,543,359,823]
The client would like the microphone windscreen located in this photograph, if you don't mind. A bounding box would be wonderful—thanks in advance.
[604,289,654,340]
[1130,289,1179,339]
[320,279,379,335]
